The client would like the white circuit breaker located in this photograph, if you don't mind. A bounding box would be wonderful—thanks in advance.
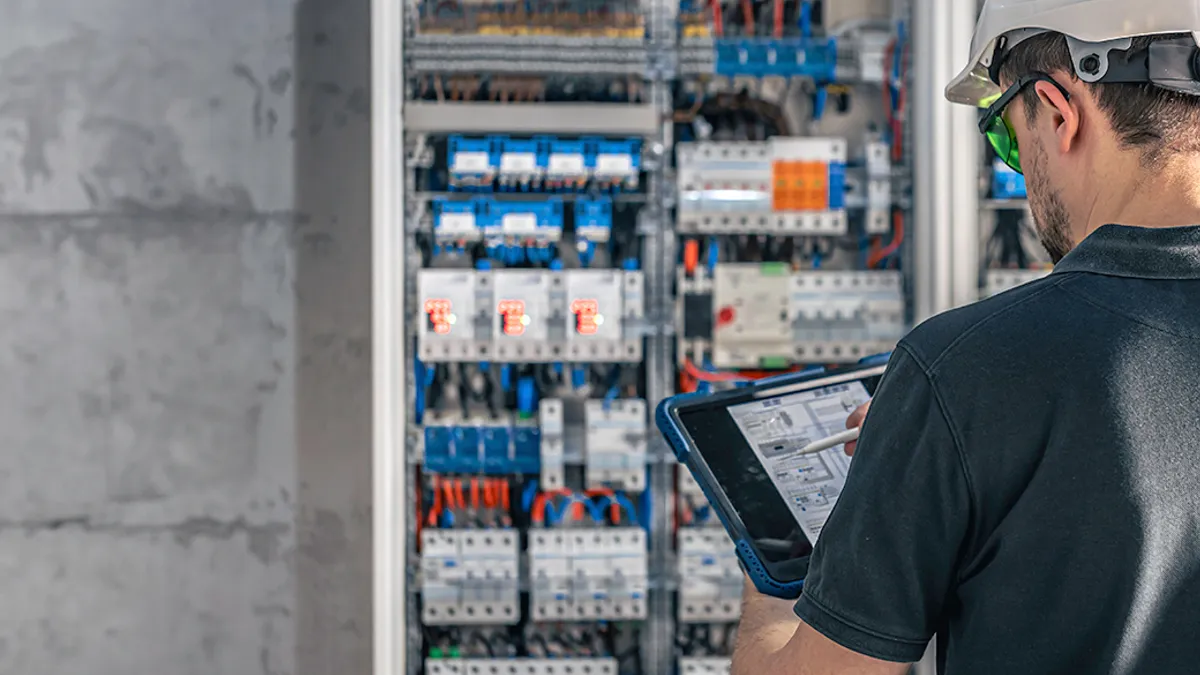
[528,526,648,621]
[418,269,485,361]
[679,657,733,675]
[427,659,619,675]
[565,269,644,362]
[677,528,742,622]
[538,398,565,491]
[864,140,892,235]
[675,139,848,236]
[584,398,647,492]
[711,264,905,367]
[492,269,555,361]
[421,529,521,626]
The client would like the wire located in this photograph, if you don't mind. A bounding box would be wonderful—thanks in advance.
[868,211,905,268]
[426,474,443,527]
[739,0,754,35]
[773,0,783,38]
[711,0,724,37]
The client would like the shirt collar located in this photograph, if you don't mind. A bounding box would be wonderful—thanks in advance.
[1052,224,1200,280]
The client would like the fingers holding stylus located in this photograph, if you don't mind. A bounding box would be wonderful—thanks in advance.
[844,400,871,456]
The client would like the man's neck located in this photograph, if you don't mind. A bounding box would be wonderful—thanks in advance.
[1085,153,1200,235]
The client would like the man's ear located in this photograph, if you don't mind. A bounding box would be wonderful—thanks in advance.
[1034,78,1079,155]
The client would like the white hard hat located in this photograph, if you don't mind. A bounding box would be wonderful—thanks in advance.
[945,0,1200,106]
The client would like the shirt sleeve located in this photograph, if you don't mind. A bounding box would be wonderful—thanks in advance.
[793,343,973,663]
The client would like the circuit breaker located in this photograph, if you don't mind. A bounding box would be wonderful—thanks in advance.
[584,398,647,492]
[538,398,566,491]
[421,529,521,626]
[427,659,620,675]
[565,269,645,362]
[418,269,486,361]
[679,657,733,675]
[677,528,742,622]
[529,527,648,621]
[711,263,795,368]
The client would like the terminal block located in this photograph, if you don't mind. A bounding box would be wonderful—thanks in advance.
[422,412,541,475]
[421,529,520,626]
[529,527,648,621]
[679,657,733,675]
[584,398,647,492]
[676,139,847,236]
[708,264,904,367]
[565,269,644,362]
[677,528,742,622]
[984,268,1050,298]
[427,659,619,675]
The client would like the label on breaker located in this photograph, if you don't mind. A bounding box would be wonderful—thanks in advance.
[501,212,539,236]
[595,154,635,176]
[500,153,538,174]
[437,212,477,236]
[548,153,586,176]
[452,151,492,174]
[726,381,871,544]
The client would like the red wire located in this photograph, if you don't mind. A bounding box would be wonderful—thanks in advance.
[773,0,783,37]
[740,0,754,34]
[869,212,905,267]
[711,0,724,37]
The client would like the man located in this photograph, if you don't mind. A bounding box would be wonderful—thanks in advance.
[731,3,1200,674]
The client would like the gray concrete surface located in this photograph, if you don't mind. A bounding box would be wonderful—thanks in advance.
[0,0,372,673]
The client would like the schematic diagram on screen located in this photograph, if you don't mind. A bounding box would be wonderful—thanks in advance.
[727,382,870,544]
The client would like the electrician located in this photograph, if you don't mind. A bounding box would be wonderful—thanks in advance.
[733,3,1200,674]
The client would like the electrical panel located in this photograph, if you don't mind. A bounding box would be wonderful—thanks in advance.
[402,0,916,672]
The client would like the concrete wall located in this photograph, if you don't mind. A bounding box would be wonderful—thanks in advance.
[0,0,372,673]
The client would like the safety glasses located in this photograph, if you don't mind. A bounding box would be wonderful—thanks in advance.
[978,72,1070,174]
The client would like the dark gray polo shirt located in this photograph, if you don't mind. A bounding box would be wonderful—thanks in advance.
[795,224,1200,674]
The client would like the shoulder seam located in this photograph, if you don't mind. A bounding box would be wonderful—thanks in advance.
[1058,278,1200,340]
[925,276,1071,373]
[896,342,978,577]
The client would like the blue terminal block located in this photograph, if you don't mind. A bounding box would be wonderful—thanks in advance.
[481,423,513,473]
[489,198,564,241]
[592,138,643,191]
[827,162,847,209]
[511,424,542,474]
[423,424,455,472]
[446,135,501,192]
[714,37,838,82]
[574,197,613,243]
[991,158,1027,199]
[450,424,483,472]
[546,138,591,191]
[431,197,484,240]
[496,137,546,191]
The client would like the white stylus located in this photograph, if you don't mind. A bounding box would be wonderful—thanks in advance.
[797,427,861,455]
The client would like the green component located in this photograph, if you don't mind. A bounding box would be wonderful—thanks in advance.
[759,356,791,369]
[759,262,789,276]
[429,648,444,659]
[448,647,461,659]
[517,411,534,421]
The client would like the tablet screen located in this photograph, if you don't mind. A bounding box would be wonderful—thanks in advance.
[678,377,875,563]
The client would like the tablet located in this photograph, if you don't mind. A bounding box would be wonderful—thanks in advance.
[656,358,889,599]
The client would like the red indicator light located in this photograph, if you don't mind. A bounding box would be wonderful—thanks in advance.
[717,306,736,326]
[571,299,602,335]
[497,299,528,336]
[424,298,454,335]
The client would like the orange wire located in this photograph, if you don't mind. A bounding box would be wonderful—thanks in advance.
[586,488,620,523]
[740,0,754,34]
[711,0,724,37]
[868,212,905,268]
[683,239,700,276]
[482,479,496,509]
[470,477,481,511]
[500,479,510,511]
[453,480,466,510]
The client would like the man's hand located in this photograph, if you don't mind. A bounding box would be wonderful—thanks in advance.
[843,400,871,456]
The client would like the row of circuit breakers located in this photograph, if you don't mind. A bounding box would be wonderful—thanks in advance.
[427,657,733,675]
[417,265,904,368]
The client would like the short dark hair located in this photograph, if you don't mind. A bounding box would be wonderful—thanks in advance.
[997,32,1200,162]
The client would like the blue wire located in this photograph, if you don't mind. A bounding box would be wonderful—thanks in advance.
[442,511,455,528]
[521,480,539,514]
[706,237,720,273]
[548,495,603,524]
[614,493,640,527]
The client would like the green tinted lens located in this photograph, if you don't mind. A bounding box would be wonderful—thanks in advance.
[985,115,1021,173]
